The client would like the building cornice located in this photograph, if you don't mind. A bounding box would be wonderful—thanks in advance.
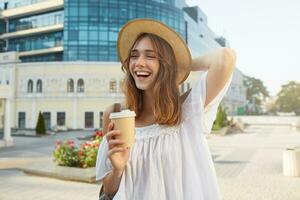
[18,46,63,57]
[0,0,64,19]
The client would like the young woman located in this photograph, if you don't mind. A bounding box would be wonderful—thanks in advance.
[96,18,236,200]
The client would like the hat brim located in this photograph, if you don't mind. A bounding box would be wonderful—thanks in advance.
[117,18,192,84]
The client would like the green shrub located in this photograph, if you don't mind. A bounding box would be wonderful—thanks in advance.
[212,105,228,131]
[35,111,46,135]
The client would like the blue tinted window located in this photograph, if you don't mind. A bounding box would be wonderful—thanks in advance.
[69,30,79,41]
[8,10,64,32]
[8,31,63,52]
[63,0,184,62]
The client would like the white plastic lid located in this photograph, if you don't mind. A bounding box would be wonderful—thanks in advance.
[109,109,136,119]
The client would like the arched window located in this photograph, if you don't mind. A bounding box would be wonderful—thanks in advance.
[36,79,42,93]
[109,79,117,93]
[27,79,33,93]
[67,78,74,92]
[77,79,84,92]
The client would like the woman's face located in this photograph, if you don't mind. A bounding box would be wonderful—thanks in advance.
[129,36,160,92]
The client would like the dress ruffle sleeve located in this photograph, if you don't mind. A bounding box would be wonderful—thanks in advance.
[182,71,232,133]
[95,136,113,181]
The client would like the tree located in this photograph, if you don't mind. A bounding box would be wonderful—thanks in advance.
[243,75,269,114]
[36,111,46,135]
[276,81,300,115]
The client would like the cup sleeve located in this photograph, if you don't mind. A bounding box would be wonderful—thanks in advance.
[96,136,113,181]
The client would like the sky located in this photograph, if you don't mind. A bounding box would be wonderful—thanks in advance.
[186,0,300,96]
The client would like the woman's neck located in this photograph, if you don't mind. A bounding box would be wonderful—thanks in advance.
[135,90,156,124]
[142,90,154,113]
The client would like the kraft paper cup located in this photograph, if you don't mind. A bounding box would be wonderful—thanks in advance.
[109,109,136,148]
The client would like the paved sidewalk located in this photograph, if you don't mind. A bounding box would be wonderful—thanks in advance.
[0,169,98,200]
[209,125,300,200]
[0,126,299,200]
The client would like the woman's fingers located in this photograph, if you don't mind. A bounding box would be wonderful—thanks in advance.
[106,130,120,141]
[108,139,125,146]
[108,139,125,149]
[107,121,114,132]
[108,147,127,156]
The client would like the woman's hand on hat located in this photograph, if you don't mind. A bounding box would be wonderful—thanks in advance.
[106,122,130,174]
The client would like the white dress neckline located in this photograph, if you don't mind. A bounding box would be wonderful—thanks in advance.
[135,123,180,140]
[135,123,159,130]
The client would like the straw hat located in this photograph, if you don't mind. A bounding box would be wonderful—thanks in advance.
[117,18,192,84]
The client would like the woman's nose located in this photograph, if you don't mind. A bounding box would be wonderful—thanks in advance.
[136,55,146,67]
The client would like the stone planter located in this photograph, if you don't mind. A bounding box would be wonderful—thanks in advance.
[283,147,300,177]
[212,127,229,136]
[52,125,68,132]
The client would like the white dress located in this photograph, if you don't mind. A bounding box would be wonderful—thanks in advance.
[96,72,232,200]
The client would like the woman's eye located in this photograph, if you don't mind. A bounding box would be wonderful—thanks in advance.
[147,55,156,58]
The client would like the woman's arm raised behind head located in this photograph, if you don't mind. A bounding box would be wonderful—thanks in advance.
[190,47,236,108]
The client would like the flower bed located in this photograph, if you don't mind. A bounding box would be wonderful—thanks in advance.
[52,130,104,168]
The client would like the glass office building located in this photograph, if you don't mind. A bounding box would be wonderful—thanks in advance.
[63,0,185,61]
[0,0,221,62]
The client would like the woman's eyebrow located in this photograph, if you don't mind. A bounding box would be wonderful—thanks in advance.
[131,49,155,53]
[145,50,155,53]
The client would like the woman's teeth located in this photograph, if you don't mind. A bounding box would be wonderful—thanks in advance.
[136,71,151,77]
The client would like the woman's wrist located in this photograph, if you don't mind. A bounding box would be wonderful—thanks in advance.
[112,168,124,178]
[102,169,124,198]
[191,48,232,72]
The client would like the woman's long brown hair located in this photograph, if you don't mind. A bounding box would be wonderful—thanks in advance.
[121,33,183,126]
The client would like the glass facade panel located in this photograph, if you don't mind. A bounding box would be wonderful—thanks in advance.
[0,19,5,34]
[0,0,210,63]
[8,31,63,52]
[20,53,63,62]
[63,0,185,62]
[8,10,64,32]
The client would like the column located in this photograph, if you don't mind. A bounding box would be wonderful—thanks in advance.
[72,99,77,129]
[4,99,13,146]
[31,100,36,128]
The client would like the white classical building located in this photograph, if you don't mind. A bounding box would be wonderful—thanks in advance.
[222,68,247,115]
[0,51,246,147]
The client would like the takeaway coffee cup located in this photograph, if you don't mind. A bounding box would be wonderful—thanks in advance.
[109,109,136,148]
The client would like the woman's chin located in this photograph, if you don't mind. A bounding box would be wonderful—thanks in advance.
[136,85,148,91]
[135,83,152,91]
